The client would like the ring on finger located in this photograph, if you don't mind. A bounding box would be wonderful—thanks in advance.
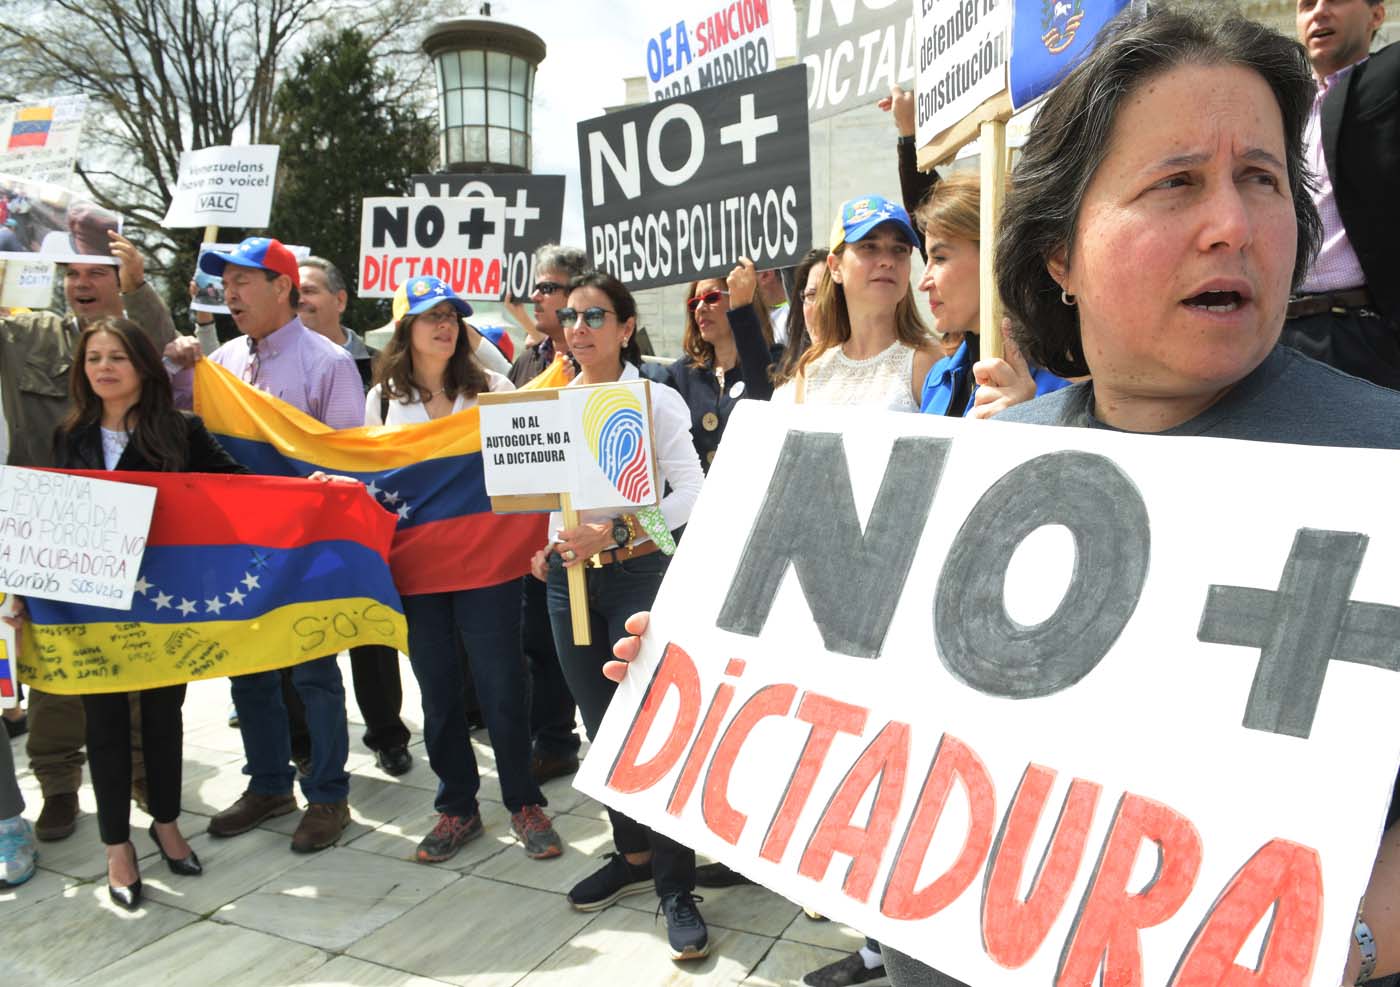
[562,549,576,561]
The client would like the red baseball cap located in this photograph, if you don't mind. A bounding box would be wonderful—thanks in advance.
[198,236,301,288]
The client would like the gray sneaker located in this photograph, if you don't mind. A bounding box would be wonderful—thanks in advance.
[510,805,563,859]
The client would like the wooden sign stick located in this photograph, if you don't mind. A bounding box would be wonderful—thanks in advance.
[559,492,591,646]
[978,118,1008,361]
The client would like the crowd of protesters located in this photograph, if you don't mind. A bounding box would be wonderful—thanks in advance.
[1,2,1399,984]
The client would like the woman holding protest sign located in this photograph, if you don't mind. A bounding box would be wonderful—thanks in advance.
[665,257,774,472]
[528,269,709,961]
[915,4,1400,985]
[36,318,246,909]
[773,196,939,410]
[366,275,564,867]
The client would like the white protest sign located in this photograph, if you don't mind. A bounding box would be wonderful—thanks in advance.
[480,380,660,512]
[0,96,90,186]
[0,469,155,609]
[915,0,1010,149]
[161,145,280,228]
[576,402,1400,987]
[358,195,507,301]
[479,398,572,497]
[644,0,777,102]
[799,0,918,122]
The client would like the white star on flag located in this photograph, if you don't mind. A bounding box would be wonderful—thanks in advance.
[205,597,225,615]
[241,573,260,591]
[152,591,173,610]
[134,576,151,595]
[226,588,246,606]
[382,490,401,506]
[365,480,381,499]
[177,598,198,616]
[397,504,410,520]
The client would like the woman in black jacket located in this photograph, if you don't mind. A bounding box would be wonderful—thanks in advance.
[51,317,245,909]
[665,258,775,472]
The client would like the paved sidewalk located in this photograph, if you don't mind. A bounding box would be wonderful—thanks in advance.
[5,656,875,986]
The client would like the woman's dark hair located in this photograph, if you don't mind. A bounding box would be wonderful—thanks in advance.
[374,307,488,402]
[567,270,642,368]
[681,276,772,369]
[60,318,189,470]
[996,2,1322,378]
[772,247,828,386]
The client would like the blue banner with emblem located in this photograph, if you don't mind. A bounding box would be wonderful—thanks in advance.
[1009,0,1131,109]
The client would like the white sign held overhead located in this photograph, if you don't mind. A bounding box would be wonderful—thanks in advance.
[162,145,280,229]
[644,0,777,102]
[915,0,1010,149]
[576,401,1400,987]
[358,195,507,301]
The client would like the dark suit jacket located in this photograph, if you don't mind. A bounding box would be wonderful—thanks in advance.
[1323,42,1400,319]
[54,412,249,474]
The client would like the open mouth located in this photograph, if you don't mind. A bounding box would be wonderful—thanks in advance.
[1183,289,1245,313]
[1310,28,1334,42]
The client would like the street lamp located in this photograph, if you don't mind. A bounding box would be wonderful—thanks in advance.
[422,11,546,174]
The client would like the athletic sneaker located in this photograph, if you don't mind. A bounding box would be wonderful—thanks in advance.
[415,812,483,863]
[0,815,37,887]
[567,852,653,911]
[658,890,709,960]
[510,805,563,859]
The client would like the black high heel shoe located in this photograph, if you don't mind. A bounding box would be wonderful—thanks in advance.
[149,821,203,877]
[108,842,142,911]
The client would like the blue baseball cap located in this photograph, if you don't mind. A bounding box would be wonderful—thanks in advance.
[829,195,921,250]
[400,276,473,320]
[198,236,301,287]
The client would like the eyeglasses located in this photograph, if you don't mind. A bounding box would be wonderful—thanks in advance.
[557,306,615,329]
[800,289,818,303]
[532,281,565,296]
[414,308,460,326]
[686,290,729,313]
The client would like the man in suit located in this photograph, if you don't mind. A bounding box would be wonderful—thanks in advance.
[1281,0,1400,389]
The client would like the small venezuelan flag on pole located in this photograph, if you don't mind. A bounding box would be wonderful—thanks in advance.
[8,105,54,149]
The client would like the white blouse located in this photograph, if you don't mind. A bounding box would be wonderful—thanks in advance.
[546,363,704,549]
[772,340,919,412]
[364,369,514,426]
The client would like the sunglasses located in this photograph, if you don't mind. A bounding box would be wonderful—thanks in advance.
[532,281,565,296]
[686,290,729,313]
[557,306,615,329]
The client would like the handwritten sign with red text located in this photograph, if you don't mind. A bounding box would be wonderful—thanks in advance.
[576,402,1400,986]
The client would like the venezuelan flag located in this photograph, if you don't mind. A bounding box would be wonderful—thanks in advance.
[195,357,571,597]
[8,105,53,149]
[19,472,406,695]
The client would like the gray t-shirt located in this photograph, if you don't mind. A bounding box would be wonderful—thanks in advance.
[996,345,1400,450]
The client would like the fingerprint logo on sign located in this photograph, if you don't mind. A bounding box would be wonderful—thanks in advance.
[582,388,652,503]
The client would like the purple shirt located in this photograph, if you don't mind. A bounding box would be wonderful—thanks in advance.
[175,316,364,429]
[1300,61,1368,295]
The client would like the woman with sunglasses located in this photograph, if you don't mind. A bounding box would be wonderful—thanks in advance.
[367,276,564,866]
[665,257,774,472]
[775,196,939,410]
[528,271,708,960]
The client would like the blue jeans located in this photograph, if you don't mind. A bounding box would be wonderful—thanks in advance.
[231,654,349,803]
[546,550,695,895]
[402,580,544,816]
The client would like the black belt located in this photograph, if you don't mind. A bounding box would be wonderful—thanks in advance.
[1286,288,1371,319]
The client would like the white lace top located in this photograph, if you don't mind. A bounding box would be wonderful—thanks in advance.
[100,427,130,470]
[773,340,919,411]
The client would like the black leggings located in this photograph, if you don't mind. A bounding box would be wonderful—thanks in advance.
[82,685,187,845]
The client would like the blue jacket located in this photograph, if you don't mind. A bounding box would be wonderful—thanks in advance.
[920,338,1071,416]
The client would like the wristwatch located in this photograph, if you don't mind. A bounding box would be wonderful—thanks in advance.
[611,516,630,549]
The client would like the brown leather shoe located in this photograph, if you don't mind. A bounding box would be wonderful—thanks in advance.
[207,789,297,837]
[34,792,79,841]
[290,800,349,853]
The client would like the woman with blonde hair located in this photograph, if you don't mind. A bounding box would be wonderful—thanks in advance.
[776,196,938,410]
